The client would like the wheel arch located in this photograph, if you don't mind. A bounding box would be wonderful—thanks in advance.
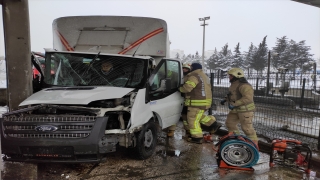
[152,111,163,129]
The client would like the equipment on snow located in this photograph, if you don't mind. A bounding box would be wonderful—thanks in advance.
[269,139,312,174]
[213,132,259,171]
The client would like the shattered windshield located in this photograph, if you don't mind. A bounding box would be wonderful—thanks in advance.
[43,52,147,88]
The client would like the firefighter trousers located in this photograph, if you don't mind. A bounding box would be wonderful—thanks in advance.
[187,107,216,138]
[225,111,258,142]
[181,106,189,132]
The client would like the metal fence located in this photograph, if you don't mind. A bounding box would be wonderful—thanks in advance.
[209,71,320,151]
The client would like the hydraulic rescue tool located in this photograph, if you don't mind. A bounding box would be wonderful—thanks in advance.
[269,139,312,174]
[212,132,259,171]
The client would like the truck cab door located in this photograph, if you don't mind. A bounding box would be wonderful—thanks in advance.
[31,51,45,93]
[148,59,184,128]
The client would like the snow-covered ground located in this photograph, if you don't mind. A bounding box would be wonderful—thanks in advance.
[0,60,6,88]
[0,60,8,115]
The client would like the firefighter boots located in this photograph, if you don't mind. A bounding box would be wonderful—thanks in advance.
[187,137,203,144]
[209,121,222,134]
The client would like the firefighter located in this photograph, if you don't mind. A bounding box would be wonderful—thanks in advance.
[220,68,258,147]
[167,63,192,137]
[179,62,222,144]
[182,63,191,76]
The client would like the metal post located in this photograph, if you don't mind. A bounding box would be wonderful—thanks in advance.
[202,22,205,70]
[209,73,215,114]
[199,16,210,70]
[318,122,320,150]
[313,63,317,92]
[266,51,271,97]
[300,78,306,109]
[217,69,220,85]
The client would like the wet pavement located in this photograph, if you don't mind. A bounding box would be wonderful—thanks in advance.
[1,121,320,180]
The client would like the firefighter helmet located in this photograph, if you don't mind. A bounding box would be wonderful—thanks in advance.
[227,68,245,78]
[182,63,191,70]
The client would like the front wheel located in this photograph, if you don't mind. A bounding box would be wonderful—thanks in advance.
[134,121,158,160]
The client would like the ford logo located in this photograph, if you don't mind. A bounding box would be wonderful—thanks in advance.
[35,125,58,132]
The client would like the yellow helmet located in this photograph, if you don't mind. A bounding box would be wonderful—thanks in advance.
[227,68,244,78]
[182,63,191,70]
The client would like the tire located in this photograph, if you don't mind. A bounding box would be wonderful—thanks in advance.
[220,140,259,167]
[134,121,158,160]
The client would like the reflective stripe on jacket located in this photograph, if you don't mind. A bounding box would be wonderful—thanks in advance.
[179,69,212,110]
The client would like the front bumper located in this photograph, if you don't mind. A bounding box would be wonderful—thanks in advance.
[0,116,111,163]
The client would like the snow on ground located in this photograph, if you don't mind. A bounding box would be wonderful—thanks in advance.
[0,60,8,116]
[0,106,8,117]
[0,60,6,88]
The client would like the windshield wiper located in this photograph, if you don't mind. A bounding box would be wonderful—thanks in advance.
[83,51,100,75]
[83,52,114,86]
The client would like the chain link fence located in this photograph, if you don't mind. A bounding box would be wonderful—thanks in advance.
[209,71,320,151]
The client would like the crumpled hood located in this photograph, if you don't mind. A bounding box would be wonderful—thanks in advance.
[19,86,134,106]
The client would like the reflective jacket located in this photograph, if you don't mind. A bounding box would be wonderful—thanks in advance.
[179,69,212,110]
[227,80,255,113]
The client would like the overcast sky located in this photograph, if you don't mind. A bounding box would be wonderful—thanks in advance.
[0,0,319,59]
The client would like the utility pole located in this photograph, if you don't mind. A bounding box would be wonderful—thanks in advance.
[313,62,317,92]
[199,16,210,70]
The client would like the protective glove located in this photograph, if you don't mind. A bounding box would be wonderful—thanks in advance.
[220,100,226,105]
[228,104,235,110]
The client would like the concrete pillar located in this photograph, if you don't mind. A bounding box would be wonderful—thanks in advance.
[2,0,32,111]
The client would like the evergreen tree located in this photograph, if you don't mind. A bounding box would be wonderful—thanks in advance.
[290,40,314,72]
[208,48,219,70]
[251,36,268,74]
[180,54,186,63]
[243,42,256,76]
[182,54,190,63]
[215,43,232,69]
[232,43,243,68]
[181,54,186,63]
[194,51,200,59]
[271,36,290,69]
[221,44,229,56]
[175,52,180,59]
[193,51,201,64]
